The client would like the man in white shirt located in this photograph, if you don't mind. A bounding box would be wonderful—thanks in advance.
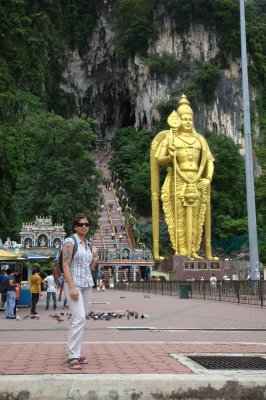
[209,274,217,288]
[43,273,57,310]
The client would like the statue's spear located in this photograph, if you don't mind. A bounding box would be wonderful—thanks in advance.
[167,111,181,255]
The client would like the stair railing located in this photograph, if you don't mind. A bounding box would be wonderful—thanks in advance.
[99,225,106,249]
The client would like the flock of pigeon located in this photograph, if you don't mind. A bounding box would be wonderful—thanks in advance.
[85,310,146,321]
[21,295,150,322]
[22,310,148,322]
[22,312,68,322]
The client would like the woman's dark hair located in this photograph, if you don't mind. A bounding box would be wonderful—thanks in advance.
[72,213,90,230]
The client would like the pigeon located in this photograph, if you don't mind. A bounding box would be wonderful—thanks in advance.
[141,313,144,319]
[134,312,138,319]
[89,311,96,319]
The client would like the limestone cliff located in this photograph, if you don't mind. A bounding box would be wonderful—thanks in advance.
[61,2,251,149]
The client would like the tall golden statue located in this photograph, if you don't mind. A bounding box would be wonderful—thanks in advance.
[151,95,216,261]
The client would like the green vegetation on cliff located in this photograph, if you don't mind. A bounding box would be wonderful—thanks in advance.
[0,0,266,261]
[0,0,102,238]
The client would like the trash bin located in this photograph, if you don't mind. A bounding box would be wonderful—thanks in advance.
[17,284,31,307]
[179,284,189,299]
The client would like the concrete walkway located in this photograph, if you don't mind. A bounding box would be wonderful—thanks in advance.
[1,289,266,399]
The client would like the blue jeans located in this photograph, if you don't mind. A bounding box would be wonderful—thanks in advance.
[5,291,16,318]
[46,292,57,309]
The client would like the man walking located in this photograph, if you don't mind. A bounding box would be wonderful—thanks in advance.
[5,269,19,319]
[210,273,217,288]
[0,269,8,309]
[43,272,57,310]
[30,267,43,315]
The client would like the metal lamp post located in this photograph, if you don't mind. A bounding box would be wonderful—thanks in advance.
[240,0,260,280]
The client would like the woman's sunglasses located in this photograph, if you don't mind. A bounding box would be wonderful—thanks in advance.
[76,222,89,227]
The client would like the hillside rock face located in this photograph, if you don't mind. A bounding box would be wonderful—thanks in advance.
[61,3,248,148]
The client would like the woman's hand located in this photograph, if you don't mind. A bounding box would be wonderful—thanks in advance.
[70,286,79,300]
[91,244,99,258]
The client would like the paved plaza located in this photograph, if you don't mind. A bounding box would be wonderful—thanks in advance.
[1,288,266,398]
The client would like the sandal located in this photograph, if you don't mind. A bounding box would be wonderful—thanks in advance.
[67,359,82,370]
[65,356,88,365]
[77,356,88,364]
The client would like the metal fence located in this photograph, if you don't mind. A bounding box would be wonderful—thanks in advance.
[114,280,266,307]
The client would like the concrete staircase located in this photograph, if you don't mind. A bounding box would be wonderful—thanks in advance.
[92,150,132,251]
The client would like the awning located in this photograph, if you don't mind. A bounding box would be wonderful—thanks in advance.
[26,253,50,259]
[0,249,22,259]
[0,250,51,263]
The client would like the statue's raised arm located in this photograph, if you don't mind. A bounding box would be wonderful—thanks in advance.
[150,94,217,261]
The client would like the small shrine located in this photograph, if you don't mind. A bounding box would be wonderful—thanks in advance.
[19,216,66,249]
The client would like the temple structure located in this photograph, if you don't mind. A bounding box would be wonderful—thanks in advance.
[19,216,66,249]
[97,247,154,282]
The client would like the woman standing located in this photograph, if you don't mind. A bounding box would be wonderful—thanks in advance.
[63,213,99,370]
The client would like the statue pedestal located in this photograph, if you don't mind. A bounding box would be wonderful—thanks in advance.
[157,255,231,280]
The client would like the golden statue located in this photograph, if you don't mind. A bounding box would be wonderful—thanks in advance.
[151,95,217,261]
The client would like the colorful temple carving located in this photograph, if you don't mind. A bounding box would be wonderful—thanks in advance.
[19,216,66,249]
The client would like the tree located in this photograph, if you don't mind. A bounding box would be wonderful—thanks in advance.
[207,132,248,239]
[13,112,102,235]
[129,164,151,215]
[114,0,156,58]
[109,127,153,216]
[0,91,42,239]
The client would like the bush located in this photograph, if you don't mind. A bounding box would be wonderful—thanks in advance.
[149,52,181,78]
[192,63,222,104]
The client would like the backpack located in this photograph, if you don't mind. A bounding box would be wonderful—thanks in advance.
[53,235,78,287]
[0,277,8,294]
